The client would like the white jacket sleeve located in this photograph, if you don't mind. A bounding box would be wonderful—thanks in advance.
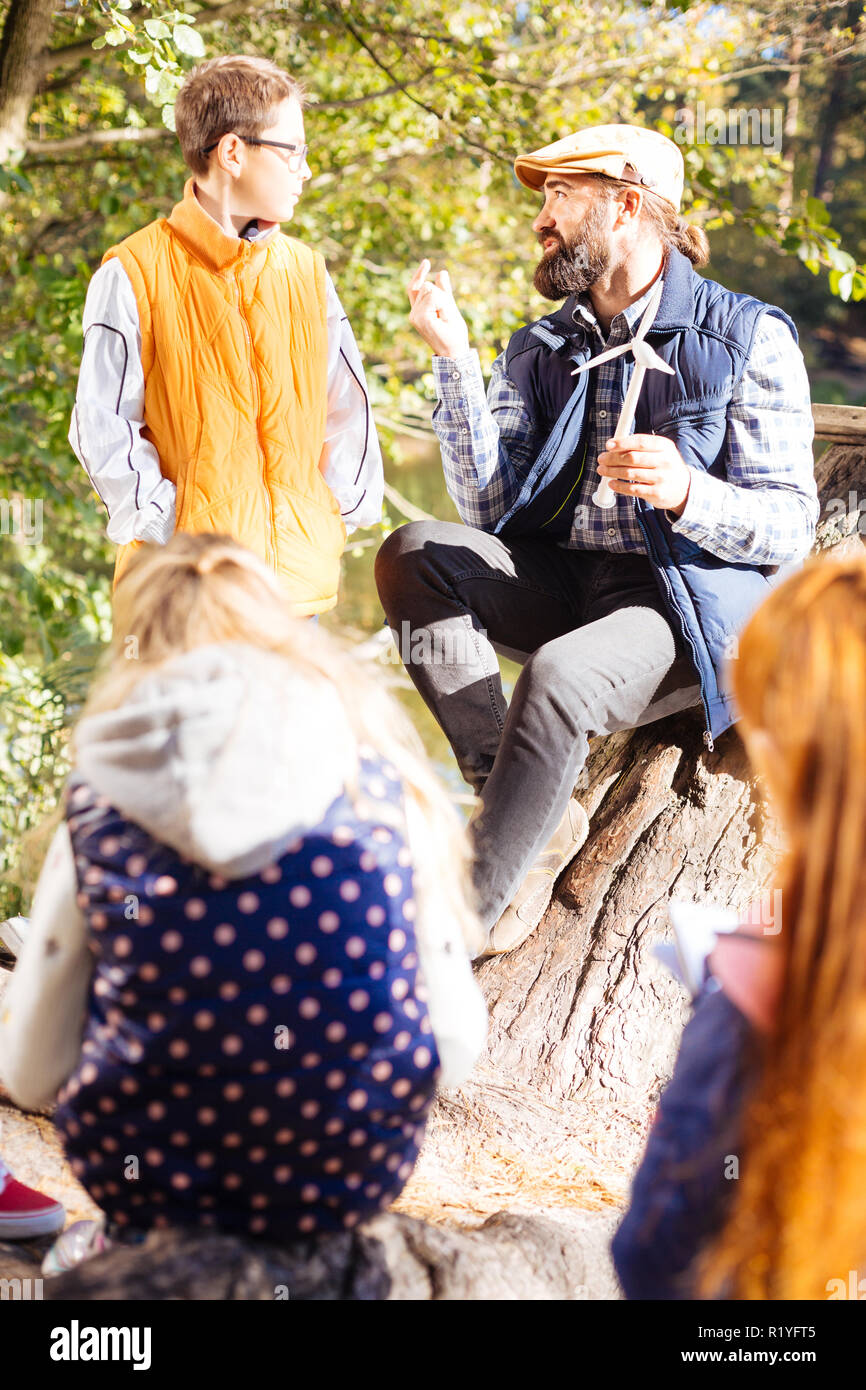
[403,796,488,1089]
[319,272,384,535]
[0,822,92,1110]
[69,259,177,546]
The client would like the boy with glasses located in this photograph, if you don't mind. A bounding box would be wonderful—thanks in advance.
[69,54,383,615]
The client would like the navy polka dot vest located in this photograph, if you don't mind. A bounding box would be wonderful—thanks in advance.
[57,753,440,1240]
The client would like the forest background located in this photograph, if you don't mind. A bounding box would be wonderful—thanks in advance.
[1,0,864,918]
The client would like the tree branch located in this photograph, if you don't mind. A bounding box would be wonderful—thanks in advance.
[190,0,276,24]
[24,125,169,154]
[307,136,430,184]
[328,5,509,164]
[36,57,92,94]
[36,30,112,77]
[0,0,58,165]
[347,23,462,46]
[312,69,437,108]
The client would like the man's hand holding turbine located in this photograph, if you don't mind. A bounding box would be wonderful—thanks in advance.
[573,276,692,515]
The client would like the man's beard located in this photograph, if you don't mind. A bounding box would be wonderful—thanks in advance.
[533,200,612,300]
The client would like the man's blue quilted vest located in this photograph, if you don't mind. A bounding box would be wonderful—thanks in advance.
[499,246,804,747]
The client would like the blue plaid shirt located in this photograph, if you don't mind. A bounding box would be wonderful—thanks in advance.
[431,278,819,566]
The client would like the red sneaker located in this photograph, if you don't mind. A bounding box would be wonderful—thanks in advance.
[0,1155,66,1239]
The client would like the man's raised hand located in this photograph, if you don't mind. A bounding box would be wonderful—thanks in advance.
[407,259,470,359]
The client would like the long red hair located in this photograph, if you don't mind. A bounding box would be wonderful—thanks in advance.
[699,552,866,1299]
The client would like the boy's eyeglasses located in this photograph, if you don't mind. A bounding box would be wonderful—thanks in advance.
[202,136,309,172]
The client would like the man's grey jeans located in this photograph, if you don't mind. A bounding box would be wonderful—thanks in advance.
[374,520,704,930]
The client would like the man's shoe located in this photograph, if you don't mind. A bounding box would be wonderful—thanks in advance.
[477,797,590,959]
[0,1156,66,1239]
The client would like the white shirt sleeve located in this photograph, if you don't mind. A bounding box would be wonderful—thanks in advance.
[0,823,92,1110]
[319,272,384,535]
[69,259,177,547]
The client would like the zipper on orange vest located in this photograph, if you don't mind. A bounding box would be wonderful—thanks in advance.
[233,265,274,568]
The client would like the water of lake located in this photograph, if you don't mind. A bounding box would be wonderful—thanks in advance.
[320,439,519,807]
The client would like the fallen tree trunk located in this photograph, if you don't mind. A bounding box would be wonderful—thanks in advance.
[33,1207,619,1301]
[473,713,767,1107]
[409,429,866,1221]
[0,1092,620,1300]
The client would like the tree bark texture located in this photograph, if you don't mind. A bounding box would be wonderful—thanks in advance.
[0,0,57,169]
[431,439,862,1130]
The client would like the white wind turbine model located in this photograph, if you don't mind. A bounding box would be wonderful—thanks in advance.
[570,275,674,509]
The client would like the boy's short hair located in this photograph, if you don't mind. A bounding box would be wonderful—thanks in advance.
[175,55,306,176]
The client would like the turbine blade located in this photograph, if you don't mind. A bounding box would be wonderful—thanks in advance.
[570,343,632,375]
[633,276,665,342]
[632,339,675,373]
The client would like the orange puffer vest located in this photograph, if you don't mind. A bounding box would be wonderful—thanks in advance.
[104,178,345,615]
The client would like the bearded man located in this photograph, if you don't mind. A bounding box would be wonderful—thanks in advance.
[374,125,818,959]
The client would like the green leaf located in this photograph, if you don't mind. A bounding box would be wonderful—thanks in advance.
[155,70,180,105]
[805,196,830,226]
[825,244,855,273]
[144,19,171,40]
[172,23,205,57]
[0,165,33,194]
[104,27,126,46]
